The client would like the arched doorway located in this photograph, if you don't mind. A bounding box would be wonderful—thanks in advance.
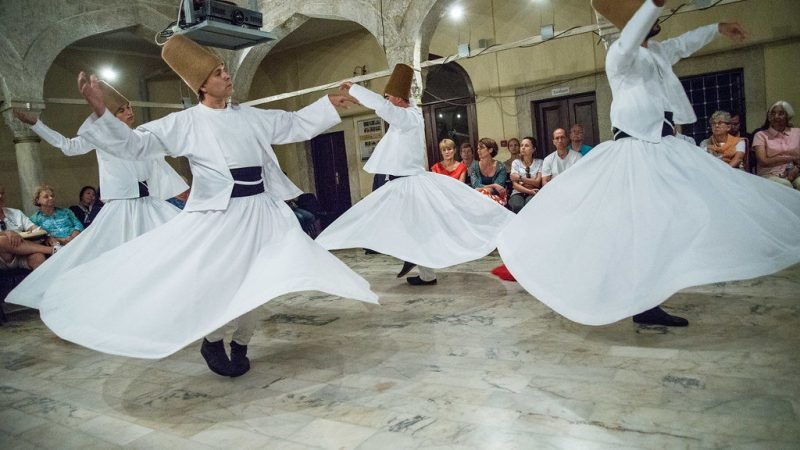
[421,59,477,166]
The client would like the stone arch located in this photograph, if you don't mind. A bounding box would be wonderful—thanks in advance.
[21,5,173,101]
[234,1,387,100]
[412,0,451,70]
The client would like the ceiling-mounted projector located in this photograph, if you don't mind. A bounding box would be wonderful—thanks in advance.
[174,0,275,50]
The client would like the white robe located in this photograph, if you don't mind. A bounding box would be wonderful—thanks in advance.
[34,98,378,359]
[497,2,800,325]
[7,120,187,309]
[317,85,514,268]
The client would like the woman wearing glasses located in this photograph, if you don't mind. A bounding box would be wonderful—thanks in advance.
[508,137,543,213]
[699,110,745,169]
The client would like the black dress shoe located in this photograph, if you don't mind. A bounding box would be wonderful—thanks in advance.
[632,306,689,327]
[201,338,233,376]
[397,261,417,278]
[229,341,250,377]
[406,276,437,286]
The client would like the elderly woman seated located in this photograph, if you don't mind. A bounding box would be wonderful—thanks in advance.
[753,100,800,189]
[29,184,83,247]
[1,184,55,271]
[469,137,508,205]
[699,110,745,169]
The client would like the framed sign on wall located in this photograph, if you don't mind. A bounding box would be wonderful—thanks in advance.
[356,116,387,160]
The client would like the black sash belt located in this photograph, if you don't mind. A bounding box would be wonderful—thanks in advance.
[230,166,265,198]
[138,181,150,198]
[388,175,407,181]
[613,112,674,141]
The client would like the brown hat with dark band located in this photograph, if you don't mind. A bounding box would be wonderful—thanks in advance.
[99,81,129,113]
[591,0,644,30]
[161,35,224,96]
[383,64,413,101]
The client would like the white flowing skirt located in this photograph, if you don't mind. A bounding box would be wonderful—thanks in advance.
[7,197,180,309]
[37,193,378,358]
[316,172,514,268]
[497,136,800,325]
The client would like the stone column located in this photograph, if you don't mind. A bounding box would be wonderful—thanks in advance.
[2,109,44,215]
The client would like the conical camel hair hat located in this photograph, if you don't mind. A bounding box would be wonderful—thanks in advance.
[161,35,224,95]
[384,64,413,101]
[99,81,128,113]
[591,0,645,30]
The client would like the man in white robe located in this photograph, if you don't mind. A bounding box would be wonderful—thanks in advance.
[40,35,376,378]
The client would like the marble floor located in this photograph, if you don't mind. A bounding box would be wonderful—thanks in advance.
[1,249,799,449]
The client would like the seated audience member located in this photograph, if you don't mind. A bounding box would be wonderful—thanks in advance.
[753,100,800,190]
[729,111,753,171]
[503,138,521,173]
[459,142,477,184]
[673,124,697,145]
[167,189,189,210]
[69,185,102,227]
[287,196,318,238]
[729,111,745,140]
[508,137,543,213]
[431,139,467,182]
[541,128,582,186]
[167,177,191,210]
[469,137,508,205]
[0,184,56,271]
[699,110,745,169]
[29,184,83,246]
[567,124,593,156]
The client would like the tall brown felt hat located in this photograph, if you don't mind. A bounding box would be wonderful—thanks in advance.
[383,64,413,101]
[591,0,644,30]
[161,35,224,95]
[99,81,129,113]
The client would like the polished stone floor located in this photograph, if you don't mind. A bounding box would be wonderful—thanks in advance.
[1,249,799,449]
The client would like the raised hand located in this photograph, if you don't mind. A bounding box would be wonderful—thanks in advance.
[328,93,359,109]
[719,22,747,42]
[77,72,107,116]
[339,81,354,94]
[13,110,37,125]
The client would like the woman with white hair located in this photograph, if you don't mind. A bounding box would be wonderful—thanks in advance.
[753,100,800,189]
[699,110,745,168]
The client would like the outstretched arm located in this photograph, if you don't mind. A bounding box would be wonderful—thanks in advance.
[660,22,746,64]
[348,83,421,130]
[616,0,664,57]
[15,112,94,156]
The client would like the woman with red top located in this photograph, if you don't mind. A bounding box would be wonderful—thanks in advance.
[431,138,467,182]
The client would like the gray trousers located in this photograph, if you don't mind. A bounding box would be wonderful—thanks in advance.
[206,309,258,345]
[418,265,436,281]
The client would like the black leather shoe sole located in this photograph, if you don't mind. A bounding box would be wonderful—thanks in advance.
[632,307,689,327]
[406,276,437,286]
[397,261,417,278]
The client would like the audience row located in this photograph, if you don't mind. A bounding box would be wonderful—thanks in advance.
[432,100,800,216]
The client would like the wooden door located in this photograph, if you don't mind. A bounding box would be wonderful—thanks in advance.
[310,131,351,229]
[533,93,599,159]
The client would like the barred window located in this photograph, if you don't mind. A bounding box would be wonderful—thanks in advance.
[679,68,745,144]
